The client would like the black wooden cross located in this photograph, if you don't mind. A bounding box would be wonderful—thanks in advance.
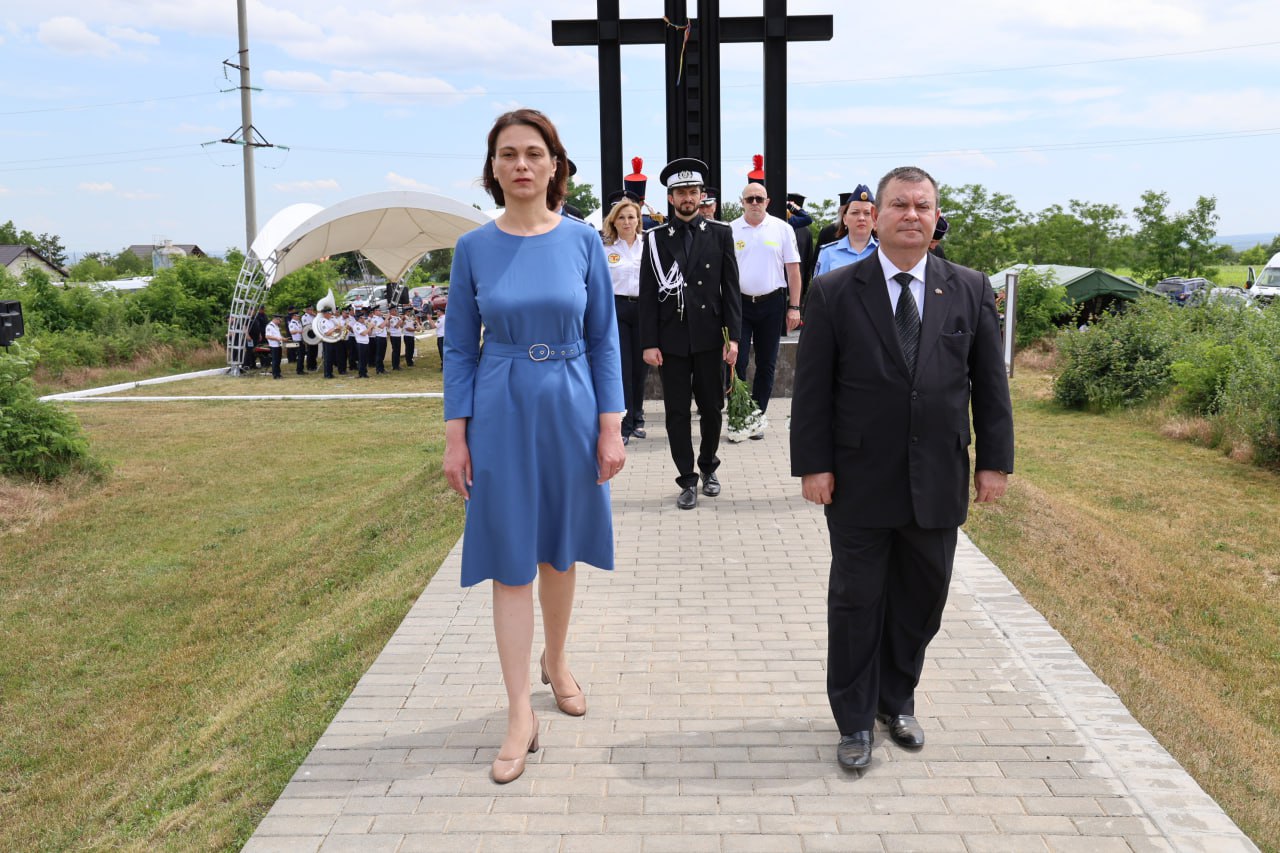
[553,0,832,220]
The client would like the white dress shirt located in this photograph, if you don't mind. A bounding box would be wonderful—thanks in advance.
[877,252,927,322]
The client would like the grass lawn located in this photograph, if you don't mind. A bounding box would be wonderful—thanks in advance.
[963,363,1280,853]
[0,394,462,850]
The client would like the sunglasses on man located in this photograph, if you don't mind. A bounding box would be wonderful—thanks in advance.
[742,195,767,204]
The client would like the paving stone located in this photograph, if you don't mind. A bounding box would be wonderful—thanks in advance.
[242,400,1259,853]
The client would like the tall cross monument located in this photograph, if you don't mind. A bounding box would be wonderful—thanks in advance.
[553,1,833,220]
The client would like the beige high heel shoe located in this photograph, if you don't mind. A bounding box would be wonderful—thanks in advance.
[490,712,539,784]
[541,651,587,717]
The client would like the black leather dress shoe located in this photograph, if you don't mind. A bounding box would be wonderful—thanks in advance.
[701,472,721,497]
[677,486,698,510]
[632,427,647,439]
[837,731,873,770]
[877,714,925,748]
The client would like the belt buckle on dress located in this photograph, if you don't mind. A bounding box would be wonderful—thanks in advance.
[528,343,551,362]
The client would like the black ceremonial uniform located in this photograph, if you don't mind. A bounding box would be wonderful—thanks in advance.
[639,213,742,490]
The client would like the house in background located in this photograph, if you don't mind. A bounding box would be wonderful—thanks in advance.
[0,245,69,281]
[127,241,208,270]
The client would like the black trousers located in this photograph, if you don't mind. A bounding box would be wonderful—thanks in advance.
[826,520,957,733]
[734,289,787,413]
[615,297,648,437]
[404,334,416,365]
[269,345,282,378]
[321,341,336,378]
[305,342,318,370]
[357,341,370,377]
[347,337,359,371]
[659,348,724,489]
[374,337,387,372]
[335,339,347,374]
[296,342,307,374]
[390,335,402,369]
[437,337,444,370]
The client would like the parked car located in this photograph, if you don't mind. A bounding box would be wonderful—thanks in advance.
[409,285,448,314]
[1155,276,1210,306]
[1186,287,1260,311]
[343,285,384,309]
[1246,252,1280,305]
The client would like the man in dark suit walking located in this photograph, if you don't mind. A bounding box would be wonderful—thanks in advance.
[790,166,1014,772]
[640,157,742,510]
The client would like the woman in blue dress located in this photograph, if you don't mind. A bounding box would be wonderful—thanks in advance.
[443,109,625,784]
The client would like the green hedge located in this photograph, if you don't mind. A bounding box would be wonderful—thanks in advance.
[0,343,106,481]
[1054,297,1280,469]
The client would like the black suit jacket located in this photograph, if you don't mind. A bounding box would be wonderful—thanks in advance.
[790,251,1014,529]
[639,215,742,356]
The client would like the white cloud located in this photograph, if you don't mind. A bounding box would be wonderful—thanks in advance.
[785,104,1032,130]
[273,179,340,192]
[385,172,438,192]
[78,181,115,193]
[120,190,161,200]
[37,17,119,58]
[262,69,482,107]
[0,185,9,195]
[105,25,158,45]
[1083,88,1280,130]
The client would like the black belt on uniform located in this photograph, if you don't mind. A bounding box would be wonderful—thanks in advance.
[615,295,639,302]
[745,288,785,303]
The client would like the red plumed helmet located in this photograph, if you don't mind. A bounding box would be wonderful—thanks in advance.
[747,154,765,181]
[624,156,647,199]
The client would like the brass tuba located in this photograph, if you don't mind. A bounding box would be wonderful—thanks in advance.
[303,290,345,345]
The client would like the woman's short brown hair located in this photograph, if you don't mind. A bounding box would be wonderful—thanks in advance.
[482,108,569,212]
[602,199,641,245]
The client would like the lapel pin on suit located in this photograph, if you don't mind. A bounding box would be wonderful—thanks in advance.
[935,288,943,295]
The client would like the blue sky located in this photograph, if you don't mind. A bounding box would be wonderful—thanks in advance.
[2,0,1279,260]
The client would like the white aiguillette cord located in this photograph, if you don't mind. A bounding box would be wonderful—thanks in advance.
[648,225,687,320]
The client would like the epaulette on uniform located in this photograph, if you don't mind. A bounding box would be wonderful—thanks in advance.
[817,239,839,251]
[644,222,668,234]
[562,210,586,223]
[705,218,731,227]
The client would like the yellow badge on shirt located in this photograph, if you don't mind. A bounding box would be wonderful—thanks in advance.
[608,252,621,264]
[735,240,746,251]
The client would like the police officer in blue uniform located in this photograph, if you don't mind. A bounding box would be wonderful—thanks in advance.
[815,184,880,277]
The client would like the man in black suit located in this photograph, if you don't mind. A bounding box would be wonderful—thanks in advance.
[791,166,1014,772]
[640,157,742,510]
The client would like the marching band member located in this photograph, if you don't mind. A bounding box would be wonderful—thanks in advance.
[264,313,286,379]
[388,306,405,370]
[402,309,418,366]
[287,309,304,372]
[352,311,371,378]
[370,307,389,374]
[301,306,319,372]
[317,306,338,379]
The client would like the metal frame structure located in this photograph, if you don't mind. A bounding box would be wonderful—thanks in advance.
[223,191,491,374]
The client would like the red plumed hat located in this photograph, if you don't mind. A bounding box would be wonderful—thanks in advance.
[747,154,765,181]
[624,156,647,199]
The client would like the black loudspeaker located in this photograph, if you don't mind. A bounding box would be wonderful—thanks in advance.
[0,300,24,346]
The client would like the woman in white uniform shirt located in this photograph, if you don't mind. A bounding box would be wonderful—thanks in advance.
[603,197,647,444]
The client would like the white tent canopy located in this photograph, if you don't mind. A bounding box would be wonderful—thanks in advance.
[250,191,490,286]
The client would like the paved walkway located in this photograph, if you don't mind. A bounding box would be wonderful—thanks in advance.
[245,400,1257,853]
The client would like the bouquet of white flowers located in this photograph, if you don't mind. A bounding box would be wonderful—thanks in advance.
[723,329,765,442]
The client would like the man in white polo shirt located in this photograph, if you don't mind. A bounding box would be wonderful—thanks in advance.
[730,183,802,438]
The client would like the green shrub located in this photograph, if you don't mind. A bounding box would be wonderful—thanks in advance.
[0,343,106,481]
[1011,267,1072,347]
[1053,296,1184,410]
[1216,309,1280,467]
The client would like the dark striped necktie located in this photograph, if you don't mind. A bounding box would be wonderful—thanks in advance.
[893,272,920,377]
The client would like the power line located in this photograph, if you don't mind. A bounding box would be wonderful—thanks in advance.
[0,91,220,117]
[265,39,1280,97]
[0,145,194,166]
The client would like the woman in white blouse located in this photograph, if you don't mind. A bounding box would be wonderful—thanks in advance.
[602,197,648,444]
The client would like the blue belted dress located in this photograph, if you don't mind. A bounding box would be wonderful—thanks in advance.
[444,218,624,587]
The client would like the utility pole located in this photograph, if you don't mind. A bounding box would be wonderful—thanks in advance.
[236,0,256,251]
[222,0,274,252]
